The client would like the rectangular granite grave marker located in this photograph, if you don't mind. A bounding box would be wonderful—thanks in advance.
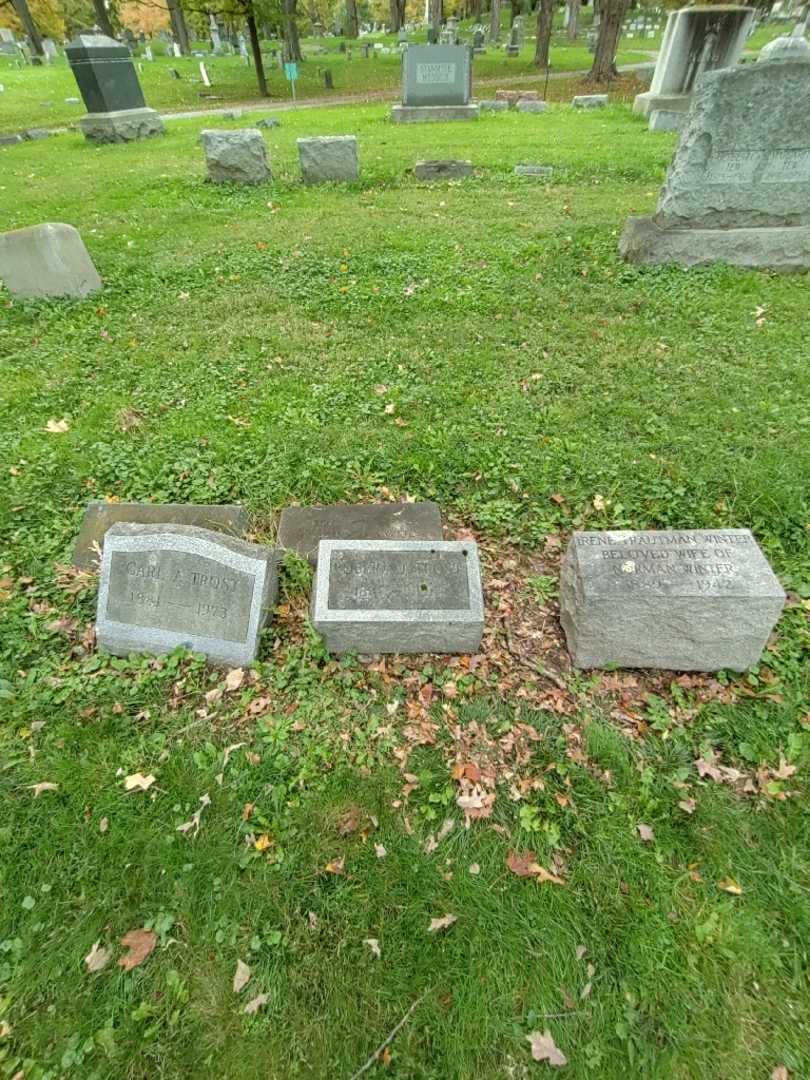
[297,135,359,183]
[559,529,785,672]
[96,523,278,666]
[312,539,483,654]
[278,501,443,564]
[73,501,250,570]
[391,44,479,122]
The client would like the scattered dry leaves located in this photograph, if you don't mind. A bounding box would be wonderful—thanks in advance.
[428,913,458,933]
[507,850,565,885]
[28,781,58,797]
[124,772,156,792]
[233,959,251,993]
[243,993,270,1015]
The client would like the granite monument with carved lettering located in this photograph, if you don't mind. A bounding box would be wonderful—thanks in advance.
[96,523,278,666]
[559,529,785,671]
[391,44,479,123]
[621,42,810,269]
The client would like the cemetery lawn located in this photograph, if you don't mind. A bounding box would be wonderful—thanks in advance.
[2,103,810,1079]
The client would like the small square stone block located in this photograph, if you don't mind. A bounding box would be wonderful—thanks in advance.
[414,159,473,181]
[516,100,548,114]
[514,164,553,178]
[0,222,101,299]
[96,523,279,667]
[479,100,509,112]
[312,539,484,655]
[200,128,269,183]
[559,529,785,672]
[648,108,685,133]
[297,135,359,184]
[572,94,608,108]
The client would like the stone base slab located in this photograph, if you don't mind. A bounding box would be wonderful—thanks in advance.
[620,216,810,271]
[79,107,165,144]
[390,104,480,123]
[633,91,690,117]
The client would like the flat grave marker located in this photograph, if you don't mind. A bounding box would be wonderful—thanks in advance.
[312,539,484,654]
[278,501,443,564]
[73,501,249,569]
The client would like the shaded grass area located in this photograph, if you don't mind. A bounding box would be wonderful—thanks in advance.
[1,101,809,1079]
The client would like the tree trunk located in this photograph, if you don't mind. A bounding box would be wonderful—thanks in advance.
[429,0,443,34]
[510,0,520,19]
[533,0,553,65]
[586,0,626,81]
[11,0,44,54]
[167,0,190,55]
[345,0,358,37]
[389,0,406,31]
[489,0,501,40]
[282,0,303,62]
[246,10,268,95]
[566,0,580,40]
[471,0,482,19]
[92,0,116,38]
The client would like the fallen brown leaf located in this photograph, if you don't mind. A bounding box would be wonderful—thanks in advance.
[84,940,112,973]
[364,937,381,958]
[637,823,654,843]
[45,418,70,433]
[28,781,58,797]
[428,913,458,933]
[118,928,157,971]
[507,850,565,885]
[233,959,251,993]
[717,877,743,896]
[224,667,245,692]
[526,1030,567,1067]
[124,772,156,792]
[243,993,270,1015]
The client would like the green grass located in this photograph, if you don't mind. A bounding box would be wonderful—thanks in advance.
[1,101,809,1079]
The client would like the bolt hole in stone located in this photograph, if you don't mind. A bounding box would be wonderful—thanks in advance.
[420,582,429,592]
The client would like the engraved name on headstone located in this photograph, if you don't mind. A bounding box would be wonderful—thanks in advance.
[312,539,484,654]
[559,529,785,671]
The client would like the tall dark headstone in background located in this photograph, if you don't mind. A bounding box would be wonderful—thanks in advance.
[66,32,165,143]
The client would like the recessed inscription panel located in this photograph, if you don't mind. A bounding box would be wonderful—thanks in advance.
[573,530,779,599]
[704,149,810,186]
[416,62,456,84]
[327,549,470,611]
[106,549,256,643]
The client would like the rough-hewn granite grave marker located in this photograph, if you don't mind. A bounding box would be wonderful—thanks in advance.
[391,44,479,122]
[297,136,359,183]
[278,501,443,564]
[96,523,278,666]
[312,539,483,654]
[559,529,784,671]
[621,44,810,269]
[73,501,249,569]
[0,223,101,299]
[200,129,269,183]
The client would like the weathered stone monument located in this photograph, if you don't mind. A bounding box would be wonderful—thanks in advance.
[65,32,165,143]
[572,94,607,108]
[297,136,359,183]
[514,163,553,177]
[517,99,548,113]
[73,501,249,570]
[414,159,473,180]
[200,129,270,183]
[633,5,754,117]
[559,529,785,671]
[312,539,484,654]
[391,44,479,123]
[472,27,486,55]
[0,223,101,299]
[621,43,810,269]
[96,524,278,666]
[278,501,443,564]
